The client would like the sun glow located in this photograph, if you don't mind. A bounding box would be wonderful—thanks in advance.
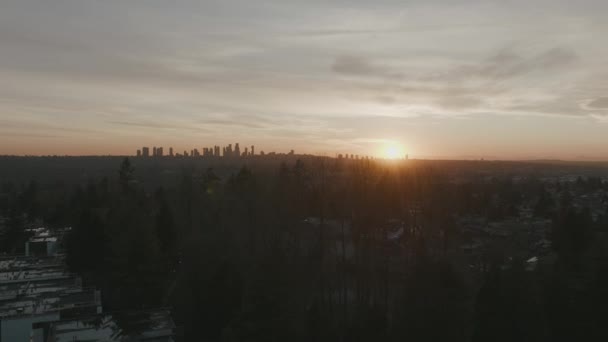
[384,143,405,159]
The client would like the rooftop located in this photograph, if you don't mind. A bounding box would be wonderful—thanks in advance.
[47,310,175,342]
[0,267,72,284]
[0,288,100,319]
[0,255,66,272]
[0,276,82,301]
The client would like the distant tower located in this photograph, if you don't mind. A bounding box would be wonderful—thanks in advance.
[153,147,157,157]
[169,147,174,157]
[234,143,240,157]
[142,147,150,157]
[157,147,163,157]
[136,149,141,157]
[251,145,255,156]
[244,147,248,156]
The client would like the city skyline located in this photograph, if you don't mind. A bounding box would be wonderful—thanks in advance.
[1,1,608,160]
[133,143,386,160]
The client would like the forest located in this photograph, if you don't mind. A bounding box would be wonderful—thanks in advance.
[2,156,608,341]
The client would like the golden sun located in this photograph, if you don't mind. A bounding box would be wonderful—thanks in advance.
[384,144,405,159]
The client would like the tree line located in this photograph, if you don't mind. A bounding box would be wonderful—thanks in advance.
[1,157,608,341]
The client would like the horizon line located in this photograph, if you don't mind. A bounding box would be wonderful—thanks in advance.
[1,154,608,164]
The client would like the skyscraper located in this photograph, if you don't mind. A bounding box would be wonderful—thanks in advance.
[169,147,174,157]
[136,149,141,157]
[234,143,240,157]
[251,145,255,156]
[142,147,150,157]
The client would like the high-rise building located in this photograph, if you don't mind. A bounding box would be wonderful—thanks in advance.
[234,143,240,157]
[136,150,141,157]
[251,145,255,156]
[244,147,248,156]
[169,147,174,157]
[227,144,233,158]
[157,147,164,157]
[142,147,150,157]
[153,147,157,157]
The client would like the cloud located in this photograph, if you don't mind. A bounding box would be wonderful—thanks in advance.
[293,28,399,37]
[328,46,584,117]
[435,47,579,83]
[1,0,608,157]
[0,117,101,135]
[590,114,608,123]
[0,132,63,139]
[332,56,402,79]
[107,120,211,132]
[586,97,608,110]
[332,47,577,85]
[332,56,381,76]
[199,118,270,129]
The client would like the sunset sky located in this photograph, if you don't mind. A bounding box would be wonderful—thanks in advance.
[1,0,607,159]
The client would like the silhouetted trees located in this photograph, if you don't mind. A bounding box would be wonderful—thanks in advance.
[4,156,608,341]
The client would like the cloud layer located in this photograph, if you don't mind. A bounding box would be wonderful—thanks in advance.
[1,0,608,159]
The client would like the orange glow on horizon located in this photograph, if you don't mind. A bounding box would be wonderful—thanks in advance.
[382,143,406,160]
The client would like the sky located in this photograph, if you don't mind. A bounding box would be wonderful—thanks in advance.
[1,0,607,159]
